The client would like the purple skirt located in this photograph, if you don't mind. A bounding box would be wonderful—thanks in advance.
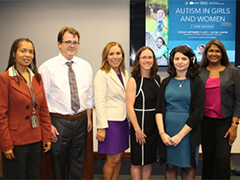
[98,118,129,154]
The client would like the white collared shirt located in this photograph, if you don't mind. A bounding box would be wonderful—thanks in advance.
[39,53,94,115]
[8,66,34,80]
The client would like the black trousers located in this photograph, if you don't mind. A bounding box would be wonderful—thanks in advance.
[50,113,87,180]
[201,116,232,180]
[2,142,41,179]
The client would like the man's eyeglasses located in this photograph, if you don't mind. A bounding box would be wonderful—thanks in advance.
[62,41,80,46]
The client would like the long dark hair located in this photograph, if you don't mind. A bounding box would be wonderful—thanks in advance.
[6,38,41,84]
[156,36,167,46]
[168,45,199,78]
[200,39,231,67]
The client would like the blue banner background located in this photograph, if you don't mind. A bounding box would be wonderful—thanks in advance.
[168,0,236,63]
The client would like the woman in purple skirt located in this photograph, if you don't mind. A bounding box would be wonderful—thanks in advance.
[94,42,129,180]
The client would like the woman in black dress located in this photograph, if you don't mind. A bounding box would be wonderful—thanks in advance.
[126,46,160,180]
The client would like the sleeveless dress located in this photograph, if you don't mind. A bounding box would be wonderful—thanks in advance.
[165,78,198,167]
[130,75,160,165]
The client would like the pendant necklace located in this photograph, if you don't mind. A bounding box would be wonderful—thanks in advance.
[210,69,217,76]
[178,79,185,88]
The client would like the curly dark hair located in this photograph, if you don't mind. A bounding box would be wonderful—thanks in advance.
[168,45,200,78]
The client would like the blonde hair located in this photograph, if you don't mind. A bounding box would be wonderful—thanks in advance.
[100,42,126,75]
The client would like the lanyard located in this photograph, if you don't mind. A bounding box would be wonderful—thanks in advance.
[25,71,35,113]
[19,70,38,128]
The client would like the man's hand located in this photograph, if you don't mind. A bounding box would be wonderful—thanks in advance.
[51,124,59,143]
[87,119,92,133]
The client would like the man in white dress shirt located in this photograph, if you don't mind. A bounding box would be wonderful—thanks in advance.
[39,27,94,179]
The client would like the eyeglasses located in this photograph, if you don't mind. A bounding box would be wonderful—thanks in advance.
[140,56,153,60]
[62,41,80,46]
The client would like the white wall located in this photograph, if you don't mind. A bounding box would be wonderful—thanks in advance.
[0,0,239,153]
[0,0,130,75]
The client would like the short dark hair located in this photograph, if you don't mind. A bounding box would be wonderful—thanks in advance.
[57,27,80,43]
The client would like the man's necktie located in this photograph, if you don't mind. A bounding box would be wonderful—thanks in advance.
[66,61,80,113]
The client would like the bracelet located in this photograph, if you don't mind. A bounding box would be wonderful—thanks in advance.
[160,132,165,136]
[232,121,239,125]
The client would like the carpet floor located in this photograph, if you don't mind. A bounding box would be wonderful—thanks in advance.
[94,159,239,179]
[94,174,239,180]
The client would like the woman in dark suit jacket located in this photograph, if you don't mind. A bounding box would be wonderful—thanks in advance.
[0,38,52,179]
[199,39,240,179]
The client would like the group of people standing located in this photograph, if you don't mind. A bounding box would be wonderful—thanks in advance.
[0,26,239,180]
[0,27,93,179]
[94,39,240,180]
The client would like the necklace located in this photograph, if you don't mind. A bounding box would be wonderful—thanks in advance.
[210,69,218,76]
[207,65,224,76]
[178,79,185,88]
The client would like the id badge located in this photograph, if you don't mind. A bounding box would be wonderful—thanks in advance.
[31,114,38,128]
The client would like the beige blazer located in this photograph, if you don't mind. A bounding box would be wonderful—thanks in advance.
[94,69,128,129]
